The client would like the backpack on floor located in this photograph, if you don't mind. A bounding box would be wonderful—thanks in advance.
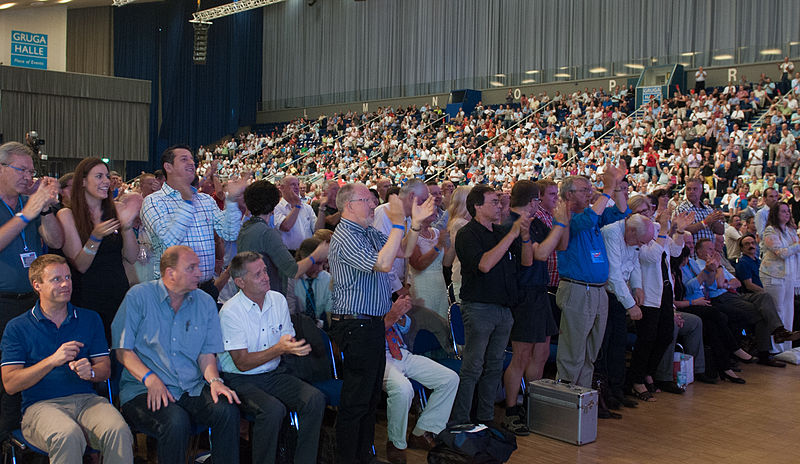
[427,424,516,464]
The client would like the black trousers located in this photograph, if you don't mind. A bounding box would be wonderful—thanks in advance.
[0,293,37,439]
[629,286,674,385]
[121,386,240,464]
[329,317,385,464]
[683,305,740,373]
[597,293,627,399]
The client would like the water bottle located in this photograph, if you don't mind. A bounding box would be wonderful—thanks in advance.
[677,370,687,390]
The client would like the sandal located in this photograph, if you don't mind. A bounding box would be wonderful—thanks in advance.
[644,382,660,393]
[629,386,656,402]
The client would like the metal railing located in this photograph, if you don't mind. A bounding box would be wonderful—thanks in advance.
[424,102,554,183]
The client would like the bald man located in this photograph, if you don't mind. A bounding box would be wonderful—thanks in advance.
[274,176,317,254]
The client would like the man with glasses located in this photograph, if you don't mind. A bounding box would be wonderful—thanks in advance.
[372,179,430,297]
[555,163,628,388]
[328,183,432,464]
[0,141,62,441]
[449,185,533,427]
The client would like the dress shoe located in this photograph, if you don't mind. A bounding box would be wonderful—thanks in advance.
[757,355,786,368]
[720,371,746,384]
[385,441,406,464]
[694,372,718,384]
[733,353,757,364]
[605,395,622,410]
[772,327,800,344]
[598,408,622,419]
[654,381,685,394]
[407,431,436,450]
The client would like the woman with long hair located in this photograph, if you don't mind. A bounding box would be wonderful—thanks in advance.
[760,202,800,352]
[445,186,471,301]
[57,158,141,339]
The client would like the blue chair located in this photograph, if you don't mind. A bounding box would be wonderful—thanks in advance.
[411,329,462,374]
[4,379,112,463]
[311,328,343,408]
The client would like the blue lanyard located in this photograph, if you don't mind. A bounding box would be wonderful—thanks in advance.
[1,196,29,251]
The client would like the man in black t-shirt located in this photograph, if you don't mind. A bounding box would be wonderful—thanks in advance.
[449,185,532,427]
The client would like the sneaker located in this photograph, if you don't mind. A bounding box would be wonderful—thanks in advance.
[502,406,530,436]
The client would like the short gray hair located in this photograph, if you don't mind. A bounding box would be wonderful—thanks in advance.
[229,251,263,281]
[626,213,651,239]
[336,182,363,211]
[399,178,428,199]
[0,142,33,166]
[559,176,590,201]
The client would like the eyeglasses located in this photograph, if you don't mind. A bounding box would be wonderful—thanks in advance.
[348,198,374,205]
[2,164,36,177]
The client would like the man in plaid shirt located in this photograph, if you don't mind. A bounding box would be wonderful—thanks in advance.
[675,177,724,242]
[141,145,247,298]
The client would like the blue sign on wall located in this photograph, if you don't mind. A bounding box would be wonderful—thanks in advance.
[10,30,48,70]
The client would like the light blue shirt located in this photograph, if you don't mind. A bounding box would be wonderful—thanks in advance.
[111,280,224,405]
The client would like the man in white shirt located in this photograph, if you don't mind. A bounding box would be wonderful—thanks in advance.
[598,214,652,406]
[274,176,317,253]
[695,67,707,91]
[755,187,779,237]
[219,251,326,464]
[372,179,429,294]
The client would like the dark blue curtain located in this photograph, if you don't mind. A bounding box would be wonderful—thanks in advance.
[114,0,262,175]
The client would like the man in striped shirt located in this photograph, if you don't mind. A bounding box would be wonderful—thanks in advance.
[141,145,247,299]
[328,183,433,464]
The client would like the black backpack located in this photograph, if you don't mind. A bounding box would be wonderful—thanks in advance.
[427,424,517,464]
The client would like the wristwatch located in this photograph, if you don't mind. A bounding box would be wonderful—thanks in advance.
[208,377,224,385]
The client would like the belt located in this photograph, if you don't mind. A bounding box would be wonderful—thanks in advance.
[330,313,383,321]
[0,291,35,300]
[561,277,605,288]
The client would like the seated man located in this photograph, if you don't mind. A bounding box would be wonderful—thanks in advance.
[686,238,800,367]
[383,298,459,464]
[286,237,332,329]
[218,251,326,464]
[1,254,132,463]
[111,246,241,464]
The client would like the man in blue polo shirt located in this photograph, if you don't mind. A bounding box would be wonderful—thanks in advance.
[1,254,132,463]
[555,162,629,388]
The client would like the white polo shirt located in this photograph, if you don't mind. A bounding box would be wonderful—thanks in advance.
[218,289,295,375]
[273,198,316,250]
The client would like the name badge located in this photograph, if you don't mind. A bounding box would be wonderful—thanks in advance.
[590,249,604,264]
[20,251,37,268]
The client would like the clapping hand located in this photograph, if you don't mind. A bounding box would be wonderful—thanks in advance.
[411,195,436,227]
[513,210,533,240]
[385,194,405,225]
[21,177,59,219]
[225,176,250,202]
[672,211,695,232]
[91,218,122,239]
[116,193,143,228]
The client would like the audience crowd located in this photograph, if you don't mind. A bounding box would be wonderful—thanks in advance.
[2,63,800,464]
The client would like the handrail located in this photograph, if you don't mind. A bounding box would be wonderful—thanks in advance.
[264,111,385,182]
[424,101,554,183]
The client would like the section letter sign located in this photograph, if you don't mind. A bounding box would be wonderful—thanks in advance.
[10,30,48,70]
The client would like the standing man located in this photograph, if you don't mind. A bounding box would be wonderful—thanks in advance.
[534,179,563,320]
[219,251,325,464]
[1,254,132,463]
[373,179,430,295]
[449,185,533,426]
[376,178,393,204]
[440,180,455,211]
[555,163,628,388]
[675,177,725,243]
[274,176,317,255]
[0,141,62,440]
[140,145,247,298]
[111,246,241,464]
[427,181,449,230]
[328,183,432,464]
[755,187,779,237]
[314,180,341,231]
[695,66,707,92]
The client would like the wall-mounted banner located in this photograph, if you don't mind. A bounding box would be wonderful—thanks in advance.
[10,30,48,70]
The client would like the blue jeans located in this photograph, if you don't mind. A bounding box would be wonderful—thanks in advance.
[448,302,513,425]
